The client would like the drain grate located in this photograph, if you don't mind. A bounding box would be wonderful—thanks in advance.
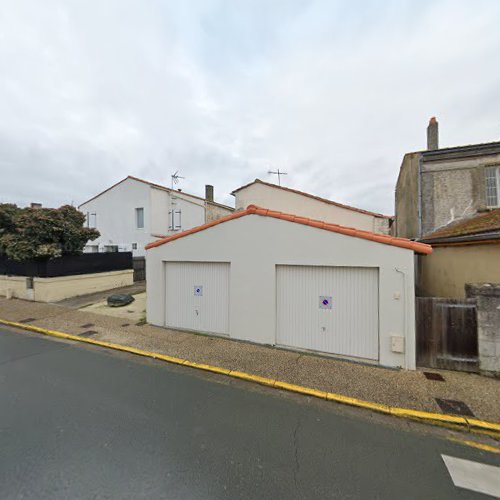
[78,330,98,337]
[80,323,95,328]
[19,318,37,323]
[435,398,475,417]
[424,372,445,382]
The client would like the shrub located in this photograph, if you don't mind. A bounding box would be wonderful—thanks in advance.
[0,204,99,261]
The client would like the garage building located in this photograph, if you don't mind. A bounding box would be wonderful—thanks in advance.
[146,205,432,369]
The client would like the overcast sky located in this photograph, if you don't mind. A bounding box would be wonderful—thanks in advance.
[1,0,499,214]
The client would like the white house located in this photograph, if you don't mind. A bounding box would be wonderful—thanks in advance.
[146,205,431,369]
[79,176,233,257]
[232,179,393,234]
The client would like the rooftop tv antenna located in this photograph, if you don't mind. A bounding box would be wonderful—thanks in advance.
[268,168,287,186]
[171,170,185,189]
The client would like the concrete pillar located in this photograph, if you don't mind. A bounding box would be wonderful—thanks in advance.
[466,283,500,377]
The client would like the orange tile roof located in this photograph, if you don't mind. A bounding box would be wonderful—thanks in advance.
[422,208,500,241]
[145,205,432,254]
[231,179,393,219]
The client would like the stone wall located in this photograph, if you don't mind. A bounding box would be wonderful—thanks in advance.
[394,152,420,238]
[205,202,233,224]
[395,150,500,239]
[466,283,500,376]
[420,153,500,236]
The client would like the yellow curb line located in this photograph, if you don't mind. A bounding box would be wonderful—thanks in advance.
[1,318,500,441]
[447,437,500,454]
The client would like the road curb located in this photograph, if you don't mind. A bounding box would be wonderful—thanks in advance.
[2,317,500,439]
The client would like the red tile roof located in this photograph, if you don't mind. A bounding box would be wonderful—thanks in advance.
[145,205,432,254]
[422,208,500,241]
[231,179,393,219]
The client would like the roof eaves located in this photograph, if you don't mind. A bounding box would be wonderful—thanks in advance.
[206,200,235,211]
[421,231,500,245]
[78,176,131,208]
[79,174,224,207]
[230,179,392,219]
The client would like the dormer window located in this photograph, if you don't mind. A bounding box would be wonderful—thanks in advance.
[485,166,500,208]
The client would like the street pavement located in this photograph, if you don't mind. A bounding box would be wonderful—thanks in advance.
[0,326,499,499]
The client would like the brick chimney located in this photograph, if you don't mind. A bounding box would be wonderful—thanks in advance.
[205,185,214,202]
[427,116,439,150]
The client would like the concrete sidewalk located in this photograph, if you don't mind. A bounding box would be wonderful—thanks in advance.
[1,297,499,423]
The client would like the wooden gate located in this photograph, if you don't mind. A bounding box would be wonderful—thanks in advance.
[416,298,478,372]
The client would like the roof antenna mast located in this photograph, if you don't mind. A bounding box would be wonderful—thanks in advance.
[268,168,288,186]
[171,170,185,189]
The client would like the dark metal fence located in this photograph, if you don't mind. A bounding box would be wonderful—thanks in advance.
[416,297,478,372]
[0,252,133,278]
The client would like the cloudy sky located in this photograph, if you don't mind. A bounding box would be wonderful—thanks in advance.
[1,0,499,214]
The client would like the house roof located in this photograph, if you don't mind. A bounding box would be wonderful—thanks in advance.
[421,208,500,245]
[78,175,234,210]
[145,205,432,254]
[407,141,500,161]
[230,179,393,220]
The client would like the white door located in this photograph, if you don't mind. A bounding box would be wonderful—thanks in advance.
[165,262,230,335]
[276,266,379,360]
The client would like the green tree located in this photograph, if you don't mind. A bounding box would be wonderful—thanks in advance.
[0,204,99,261]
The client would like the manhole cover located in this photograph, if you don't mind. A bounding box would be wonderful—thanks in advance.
[435,398,475,417]
[19,318,36,323]
[80,323,95,328]
[424,372,445,381]
[78,330,98,338]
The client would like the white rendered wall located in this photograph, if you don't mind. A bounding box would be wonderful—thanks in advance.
[234,183,389,234]
[80,179,206,257]
[150,188,205,238]
[80,178,152,257]
[146,215,416,369]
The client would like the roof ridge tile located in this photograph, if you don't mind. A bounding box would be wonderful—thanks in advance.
[145,204,432,254]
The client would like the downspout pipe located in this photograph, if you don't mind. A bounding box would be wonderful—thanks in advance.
[395,266,415,370]
[417,154,423,239]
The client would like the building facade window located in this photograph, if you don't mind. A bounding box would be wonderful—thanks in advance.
[86,212,97,228]
[135,207,144,229]
[169,210,182,231]
[132,243,137,250]
[485,166,500,208]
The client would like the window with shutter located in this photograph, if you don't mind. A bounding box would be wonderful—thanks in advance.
[169,210,182,231]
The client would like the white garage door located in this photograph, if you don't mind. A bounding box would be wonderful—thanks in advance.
[277,266,379,360]
[165,262,230,335]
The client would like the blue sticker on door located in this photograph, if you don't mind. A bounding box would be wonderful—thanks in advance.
[319,296,332,309]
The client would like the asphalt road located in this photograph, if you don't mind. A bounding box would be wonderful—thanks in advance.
[0,327,499,499]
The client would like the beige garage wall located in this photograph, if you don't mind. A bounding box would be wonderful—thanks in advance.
[418,243,500,298]
[0,270,133,302]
